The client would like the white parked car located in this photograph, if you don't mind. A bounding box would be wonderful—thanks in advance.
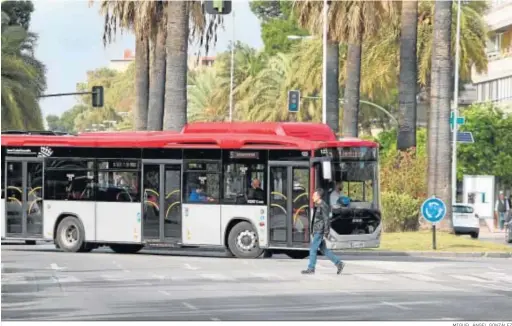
[452,204,480,239]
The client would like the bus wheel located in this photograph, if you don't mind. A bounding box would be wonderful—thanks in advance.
[109,244,144,254]
[55,216,86,253]
[25,240,36,245]
[228,221,263,259]
[285,250,309,259]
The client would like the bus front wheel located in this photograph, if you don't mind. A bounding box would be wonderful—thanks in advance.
[227,221,263,259]
[55,216,87,253]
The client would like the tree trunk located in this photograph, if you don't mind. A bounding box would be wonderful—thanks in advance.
[163,1,189,131]
[326,41,340,135]
[428,0,453,232]
[147,25,167,131]
[134,32,149,131]
[397,0,418,150]
[342,35,362,137]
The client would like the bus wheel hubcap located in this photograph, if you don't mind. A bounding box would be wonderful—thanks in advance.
[63,225,78,245]
[237,230,256,251]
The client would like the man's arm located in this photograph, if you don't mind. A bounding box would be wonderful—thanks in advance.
[322,202,331,236]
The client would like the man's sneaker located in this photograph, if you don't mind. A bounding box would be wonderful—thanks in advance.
[301,268,315,274]
[336,262,345,275]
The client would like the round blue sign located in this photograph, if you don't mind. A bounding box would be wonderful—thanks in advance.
[421,197,447,223]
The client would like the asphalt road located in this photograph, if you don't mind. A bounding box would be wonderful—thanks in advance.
[2,244,512,321]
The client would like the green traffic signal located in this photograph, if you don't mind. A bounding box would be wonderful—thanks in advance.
[204,0,232,15]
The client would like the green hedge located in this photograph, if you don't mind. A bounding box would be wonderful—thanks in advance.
[381,191,420,232]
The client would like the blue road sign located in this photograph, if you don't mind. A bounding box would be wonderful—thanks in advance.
[450,112,465,131]
[456,131,474,143]
[421,196,447,223]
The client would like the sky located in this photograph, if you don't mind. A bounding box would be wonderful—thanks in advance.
[31,0,263,118]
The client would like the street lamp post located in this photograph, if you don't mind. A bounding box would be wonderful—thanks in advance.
[228,9,235,122]
[451,0,462,204]
[322,0,328,125]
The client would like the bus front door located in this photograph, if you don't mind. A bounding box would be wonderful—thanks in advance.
[268,162,311,249]
[141,162,182,243]
[4,159,44,239]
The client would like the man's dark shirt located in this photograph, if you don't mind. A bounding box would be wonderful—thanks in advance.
[247,187,264,201]
[311,199,331,234]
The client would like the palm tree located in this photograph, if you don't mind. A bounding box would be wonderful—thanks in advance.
[295,1,397,137]
[188,68,227,122]
[397,0,418,150]
[162,2,224,131]
[147,2,167,131]
[428,0,453,232]
[97,1,149,131]
[1,11,46,131]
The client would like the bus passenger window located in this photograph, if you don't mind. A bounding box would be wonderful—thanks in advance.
[43,159,95,201]
[222,163,266,205]
[183,162,220,204]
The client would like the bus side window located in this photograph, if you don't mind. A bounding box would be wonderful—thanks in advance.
[44,159,95,201]
[183,161,220,204]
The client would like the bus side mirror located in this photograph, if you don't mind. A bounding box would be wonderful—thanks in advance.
[322,161,332,180]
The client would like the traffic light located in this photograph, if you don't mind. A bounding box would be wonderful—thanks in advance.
[288,90,300,112]
[92,86,104,107]
[204,0,232,15]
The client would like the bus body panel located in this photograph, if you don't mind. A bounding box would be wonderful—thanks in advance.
[44,200,96,241]
[220,205,268,248]
[1,198,5,238]
[96,202,142,243]
[325,223,382,250]
[182,203,221,245]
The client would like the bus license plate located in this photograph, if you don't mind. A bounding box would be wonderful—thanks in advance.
[351,241,364,248]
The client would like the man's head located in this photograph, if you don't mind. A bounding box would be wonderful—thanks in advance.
[252,178,261,189]
[499,191,504,200]
[312,188,324,203]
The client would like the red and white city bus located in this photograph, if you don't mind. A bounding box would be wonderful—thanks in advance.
[1,123,381,259]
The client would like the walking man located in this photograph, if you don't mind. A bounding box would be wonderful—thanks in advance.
[495,191,510,231]
[302,188,345,275]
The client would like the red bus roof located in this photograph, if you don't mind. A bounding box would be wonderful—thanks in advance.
[181,122,338,141]
[78,131,178,137]
[181,122,378,148]
[1,132,333,150]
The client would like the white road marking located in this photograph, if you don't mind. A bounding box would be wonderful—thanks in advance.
[250,272,285,280]
[184,263,198,270]
[210,317,221,321]
[353,273,387,282]
[182,302,198,310]
[450,274,493,283]
[50,263,66,270]
[159,290,171,296]
[402,273,437,282]
[151,274,166,280]
[200,273,234,281]
[381,301,410,310]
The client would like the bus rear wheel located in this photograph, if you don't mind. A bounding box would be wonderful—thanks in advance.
[227,221,263,259]
[109,244,144,254]
[285,250,309,259]
[55,216,86,253]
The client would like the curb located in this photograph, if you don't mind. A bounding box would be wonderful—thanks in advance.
[337,250,512,258]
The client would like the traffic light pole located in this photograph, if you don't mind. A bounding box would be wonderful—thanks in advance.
[451,0,462,205]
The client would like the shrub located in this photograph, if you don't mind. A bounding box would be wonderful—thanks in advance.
[380,147,427,200]
[381,191,420,232]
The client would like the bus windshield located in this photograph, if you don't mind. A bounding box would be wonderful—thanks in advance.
[332,146,379,209]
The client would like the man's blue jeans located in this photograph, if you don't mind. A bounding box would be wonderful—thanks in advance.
[498,212,506,230]
[308,232,341,270]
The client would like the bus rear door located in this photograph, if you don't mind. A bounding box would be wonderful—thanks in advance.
[4,157,44,240]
